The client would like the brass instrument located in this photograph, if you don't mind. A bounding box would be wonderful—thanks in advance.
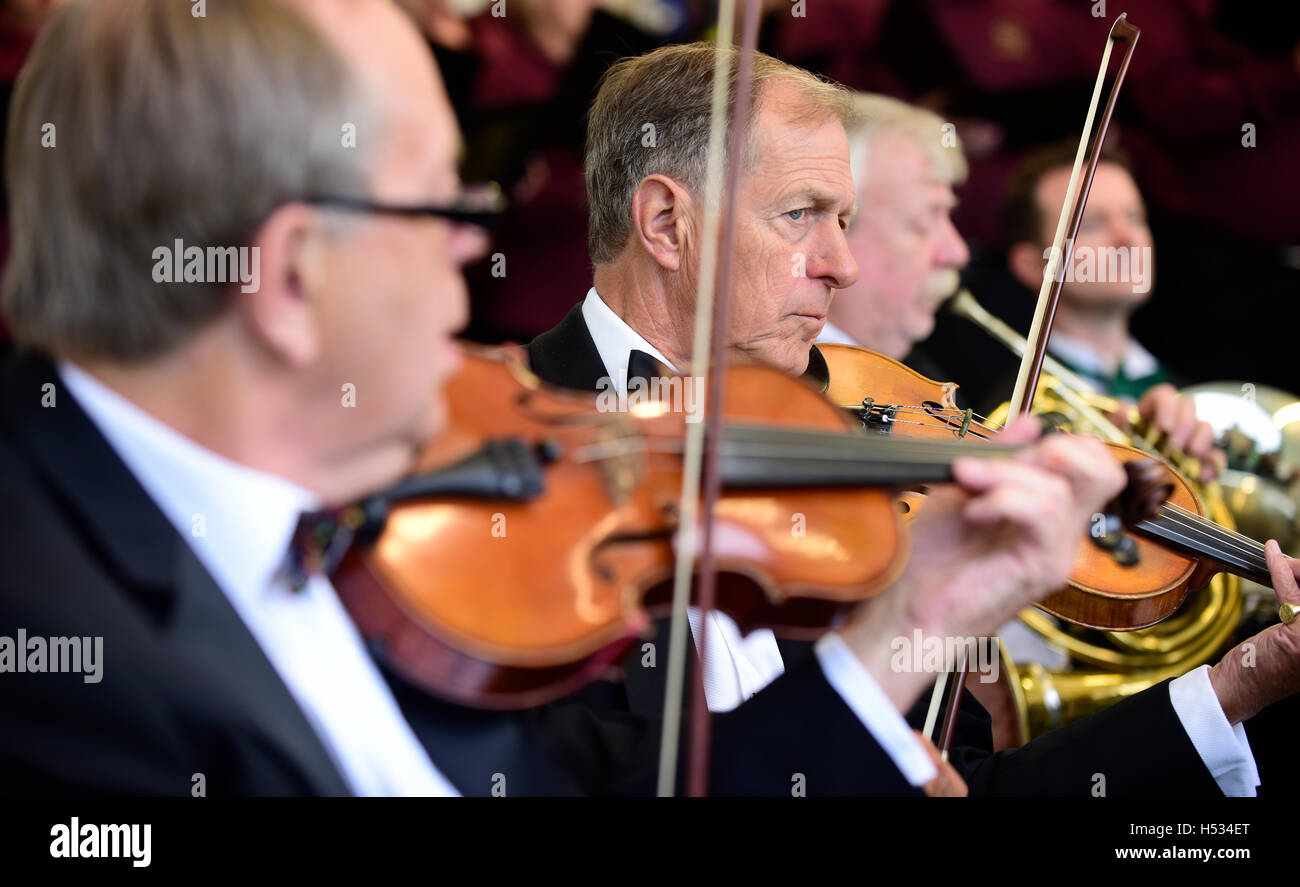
[1182,381,1300,624]
[947,288,1245,743]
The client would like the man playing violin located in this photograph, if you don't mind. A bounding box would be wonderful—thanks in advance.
[527,44,1300,795]
[0,0,1149,797]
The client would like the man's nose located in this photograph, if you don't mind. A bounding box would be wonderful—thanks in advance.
[934,215,969,269]
[810,224,859,289]
[1098,210,1141,249]
[450,223,490,268]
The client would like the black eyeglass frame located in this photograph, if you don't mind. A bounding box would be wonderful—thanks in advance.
[304,182,507,230]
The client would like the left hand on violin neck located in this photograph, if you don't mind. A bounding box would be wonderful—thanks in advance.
[1208,540,1300,724]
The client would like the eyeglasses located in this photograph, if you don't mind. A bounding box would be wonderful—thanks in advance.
[304,181,507,230]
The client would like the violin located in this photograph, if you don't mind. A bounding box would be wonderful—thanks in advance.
[820,343,1274,632]
[325,345,1173,711]
[330,348,901,710]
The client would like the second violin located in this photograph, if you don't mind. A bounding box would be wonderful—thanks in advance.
[820,342,1272,631]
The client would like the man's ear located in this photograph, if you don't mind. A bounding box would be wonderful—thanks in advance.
[238,203,321,368]
[631,174,693,271]
[1007,240,1048,292]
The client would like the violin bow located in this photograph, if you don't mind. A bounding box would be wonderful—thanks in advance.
[656,0,763,797]
[931,13,1142,757]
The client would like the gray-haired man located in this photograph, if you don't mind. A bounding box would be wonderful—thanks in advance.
[0,2,1134,796]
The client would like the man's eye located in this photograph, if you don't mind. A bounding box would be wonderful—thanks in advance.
[786,208,806,221]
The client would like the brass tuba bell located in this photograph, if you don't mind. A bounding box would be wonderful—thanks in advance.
[947,287,1251,747]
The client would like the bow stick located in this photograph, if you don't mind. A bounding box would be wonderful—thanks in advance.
[656,0,763,797]
[931,13,1142,758]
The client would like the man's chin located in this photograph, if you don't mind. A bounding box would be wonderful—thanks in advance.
[907,318,935,351]
[1065,284,1150,309]
[783,343,812,377]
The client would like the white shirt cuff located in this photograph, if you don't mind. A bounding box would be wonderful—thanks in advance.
[814,633,938,787]
[1168,665,1260,797]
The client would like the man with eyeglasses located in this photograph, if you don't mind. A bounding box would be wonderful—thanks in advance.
[2,0,1283,797]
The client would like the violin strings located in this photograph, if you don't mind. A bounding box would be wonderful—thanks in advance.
[859,416,998,438]
[1157,505,1266,558]
[855,409,1272,572]
[1148,505,1267,568]
[720,440,1012,465]
[721,424,1015,461]
[565,428,1270,577]
[859,403,1005,427]
[570,424,1016,469]
[1137,514,1269,578]
[858,404,1005,436]
[1136,518,1237,567]
[1139,510,1268,576]
[1163,502,1265,549]
[1149,516,1265,568]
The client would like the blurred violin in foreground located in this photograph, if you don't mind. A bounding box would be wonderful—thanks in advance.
[325,346,1172,709]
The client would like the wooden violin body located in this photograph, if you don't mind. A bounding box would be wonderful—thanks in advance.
[333,348,909,709]
[329,342,1266,711]
[1048,444,1206,630]
[820,342,1266,631]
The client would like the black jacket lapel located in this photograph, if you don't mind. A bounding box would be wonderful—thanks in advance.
[2,351,178,620]
[1,349,351,796]
[526,302,610,391]
[167,550,353,795]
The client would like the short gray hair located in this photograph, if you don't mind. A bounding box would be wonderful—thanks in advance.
[846,93,968,200]
[2,0,377,362]
[585,41,854,266]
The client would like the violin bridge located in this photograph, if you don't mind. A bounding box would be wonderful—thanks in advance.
[858,398,899,434]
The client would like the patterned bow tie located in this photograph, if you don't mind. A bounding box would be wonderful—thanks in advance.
[277,436,554,591]
[282,504,369,592]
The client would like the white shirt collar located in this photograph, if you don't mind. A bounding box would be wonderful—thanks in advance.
[1047,331,1159,380]
[58,361,319,606]
[57,363,461,798]
[581,287,676,394]
[816,320,860,348]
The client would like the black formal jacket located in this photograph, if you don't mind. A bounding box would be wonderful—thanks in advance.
[0,348,924,797]
[527,301,1229,797]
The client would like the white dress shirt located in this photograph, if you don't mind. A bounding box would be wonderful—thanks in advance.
[1046,330,1160,386]
[816,319,857,348]
[815,323,1260,795]
[60,362,460,797]
[585,287,938,786]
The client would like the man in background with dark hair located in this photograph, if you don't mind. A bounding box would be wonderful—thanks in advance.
[999,142,1225,482]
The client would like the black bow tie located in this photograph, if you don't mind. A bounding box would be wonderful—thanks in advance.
[625,348,829,390]
[626,349,672,387]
